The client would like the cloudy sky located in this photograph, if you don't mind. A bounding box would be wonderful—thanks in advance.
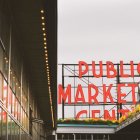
[58,0,140,64]
[57,0,140,119]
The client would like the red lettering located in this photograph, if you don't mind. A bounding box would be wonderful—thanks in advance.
[103,84,114,103]
[75,84,86,104]
[128,84,138,104]
[79,61,88,78]
[137,63,140,75]
[104,110,115,120]
[120,61,129,77]
[92,61,103,78]
[88,84,99,104]
[58,84,71,104]
[130,61,134,77]
[92,110,100,118]
[107,61,117,78]
[118,84,126,104]
[118,109,129,116]
[76,110,87,119]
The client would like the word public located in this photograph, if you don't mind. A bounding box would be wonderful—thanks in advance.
[58,61,140,119]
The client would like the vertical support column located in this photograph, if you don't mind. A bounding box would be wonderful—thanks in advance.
[74,65,76,118]
[62,134,64,140]
[7,20,12,140]
[88,70,90,118]
[20,63,23,140]
[62,64,64,119]
[102,76,105,118]
[103,135,105,140]
[73,133,76,140]
[108,134,110,140]
[116,64,122,120]
[55,133,57,140]
[91,134,93,140]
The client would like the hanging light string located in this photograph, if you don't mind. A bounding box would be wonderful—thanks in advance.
[40,9,54,128]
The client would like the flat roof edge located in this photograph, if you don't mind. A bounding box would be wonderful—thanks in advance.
[56,126,115,134]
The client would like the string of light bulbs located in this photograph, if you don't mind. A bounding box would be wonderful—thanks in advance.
[40,9,54,128]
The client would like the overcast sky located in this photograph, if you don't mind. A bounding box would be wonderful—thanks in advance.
[58,0,140,119]
[58,0,140,64]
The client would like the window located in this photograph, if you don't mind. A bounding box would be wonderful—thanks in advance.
[0,73,3,101]
[3,55,9,80]
[3,80,7,107]
[0,107,2,138]
[1,109,7,140]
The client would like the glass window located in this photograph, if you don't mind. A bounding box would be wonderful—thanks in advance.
[10,70,16,93]
[8,116,12,140]
[11,42,22,83]
[16,81,21,102]
[10,71,21,102]
[21,129,27,140]
[0,46,4,72]
[12,93,15,116]
[8,87,12,113]
[3,55,9,81]
[2,109,7,140]
[0,73,3,101]
[14,98,18,120]
[3,80,8,107]
[17,102,21,122]
[22,90,28,114]
[11,120,15,140]
[15,123,20,140]
[0,107,2,138]
[21,108,24,127]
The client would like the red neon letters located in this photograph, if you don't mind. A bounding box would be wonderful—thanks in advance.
[58,61,139,120]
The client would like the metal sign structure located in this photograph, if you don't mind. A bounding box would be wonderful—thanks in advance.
[59,63,140,120]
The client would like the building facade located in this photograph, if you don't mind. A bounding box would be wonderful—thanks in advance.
[0,0,57,140]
